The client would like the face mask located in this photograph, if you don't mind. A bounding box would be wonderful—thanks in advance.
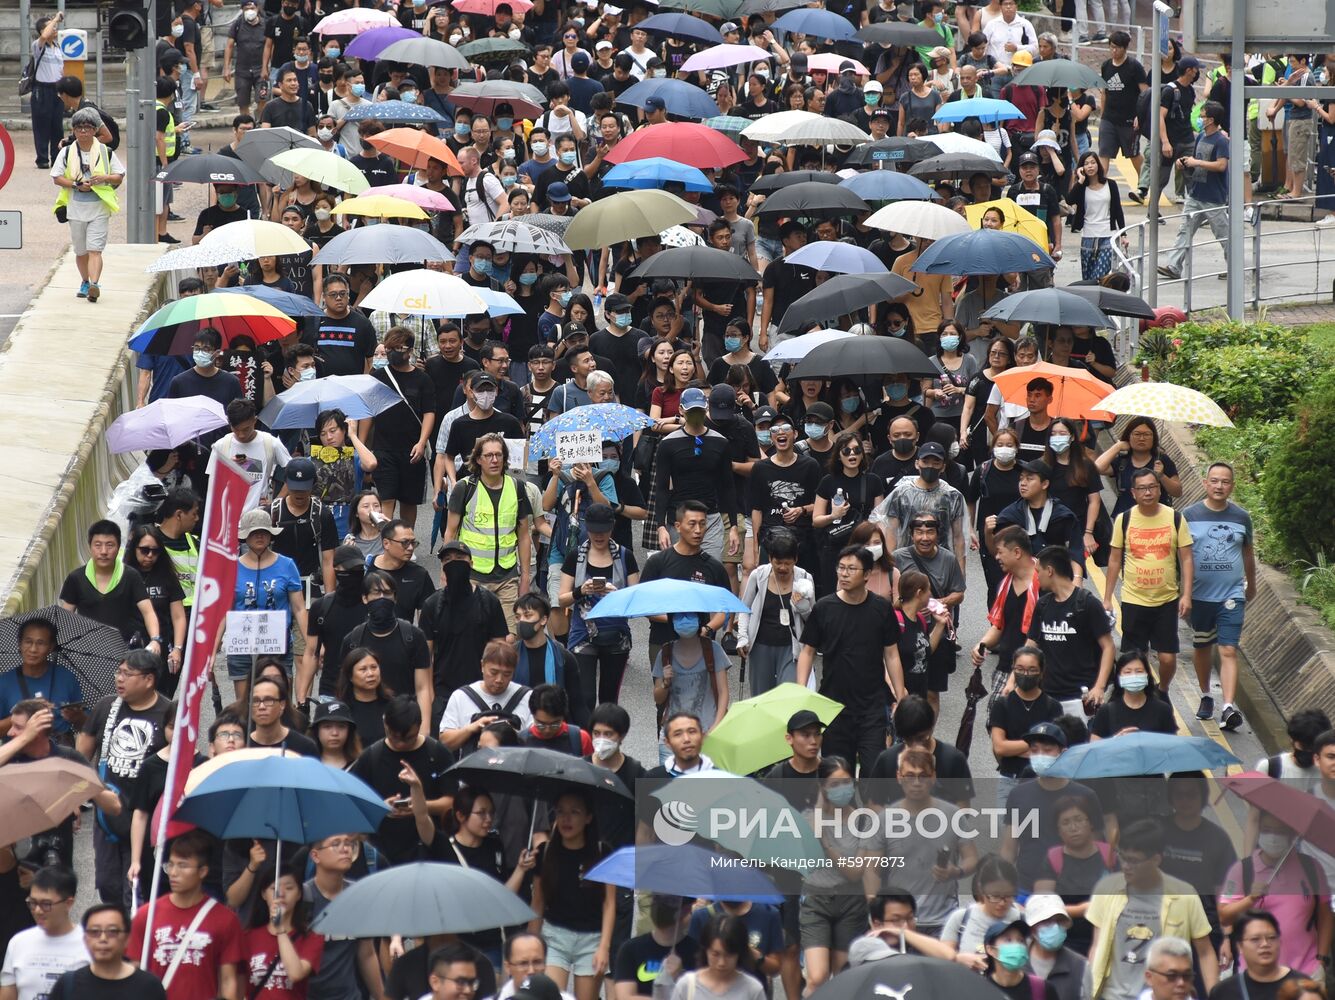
[314,207,333,222]
[473,259,491,276]
[367,597,397,631]
[171,23,185,37]
[1296,749,1316,768]
[840,397,860,414]
[825,782,855,806]
[497,117,514,131]
[516,620,540,641]
[865,543,884,562]
[1029,753,1058,776]
[401,91,417,102]
[450,33,463,44]
[559,290,573,306]
[282,3,298,12]
[614,312,632,327]
[296,54,310,65]
[918,466,941,484]
[335,567,364,596]
[948,441,960,459]
[317,127,335,142]
[560,151,578,166]
[327,47,341,58]
[1258,832,1294,857]
[532,141,549,157]
[652,69,667,78]
[595,458,619,477]
[592,736,620,760]
[865,94,880,106]
[940,334,961,352]
[509,27,522,38]
[455,123,472,137]
[351,83,366,98]
[218,193,238,209]
[388,350,410,367]
[1036,925,1067,951]
[299,366,318,382]
[1120,672,1149,693]
[244,8,259,22]
[520,272,539,286]
[474,390,497,410]
[443,559,472,597]
[996,943,1030,971]
[934,11,945,21]
[804,423,826,440]
[672,613,699,638]
[502,146,516,162]
[193,349,215,368]
[573,16,585,25]
[993,446,1017,465]
[370,356,391,370]
[892,437,916,457]
[501,174,517,188]
[1014,672,1040,692]
[756,429,771,446]
[1049,434,1072,454]
[886,382,909,402]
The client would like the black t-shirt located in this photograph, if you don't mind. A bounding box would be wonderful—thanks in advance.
[425,355,479,419]
[372,365,438,450]
[140,562,186,639]
[748,455,822,538]
[1089,693,1176,739]
[815,472,881,548]
[592,327,648,404]
[1047,463,1100,534]
[193,203,248,238]
[50,967,168,1000]
[869,450,919,499]
[166,368,243,416]
[307,593,369,697]
[614,933,700,995]
[270,499,338,580]
[866,741,976,804]
[371,559,437,623]
[1161,816,1236,929]
[539,837,609,932]
[444,411,525,460]
[349,152,400,188]
[1004,778,1104,891]
[350,737,456,862]
[765,759,822,811]
[801,593,899,711]
[594,754,646,850]
[638,548,731,646]
[1026,587,1111,700]
[249,727,320,757]
[706,355,779,398]
[338,621,431,701]
[653,430,739,521]
[82,693,177,804]
[263,12,308,67]
[308,311,378,377]
[419,585,510,695]
[1209,972,1308,1000]
[967,460,1023,530]
[993,975,1060,1000]
[761,260,817,326]
[987,691,1064,777]
[348,696,389,745]
[59,565,151,642]
[1100,56,1148,125]
[261,95,313,133]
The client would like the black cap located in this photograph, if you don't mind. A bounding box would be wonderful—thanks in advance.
[805,401,834,423]
[515,974,563,1000]
[645,95,667,112]
[285,457,317,488]
[789,51,808,73]
[333,543,366,572]
[584,502,616,532]
[917,441,946,460]
[709,384,738,422]
[753,405,778,425]
[571,51,590,72]
[1024,722,1067,748]
[438,540,471,561]
[562,321,589,340]
[1018,152,1040,167]
[311,700,356,728]
[984,918,1030,945]
[473,372,499,390]
[839,59,856,73]
[787,710,826,733]
[604,292,632,313]
[1019,458,1052,479]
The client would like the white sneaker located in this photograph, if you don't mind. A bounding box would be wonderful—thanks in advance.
[1317,215,1335,227]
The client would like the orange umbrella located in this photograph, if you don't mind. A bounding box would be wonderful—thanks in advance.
[991,361,1113,421]
[367,128,463,174]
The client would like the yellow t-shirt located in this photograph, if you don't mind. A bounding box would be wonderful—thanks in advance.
[1111,505,1194,607]
[892,250,952,334]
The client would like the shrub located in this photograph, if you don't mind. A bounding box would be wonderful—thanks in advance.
[1264,375,1335,562]
[1195,420,1292,566]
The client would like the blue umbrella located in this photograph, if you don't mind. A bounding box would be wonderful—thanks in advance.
[838,170,938,202]
[342,101,447,124]
[215,285,324,317]
[637,11,723,44]
[258,373,404,429]
[603,157,713,193]
[529,403,655,458]
[933,97,1024,124]
[586,844,784,902]
[474,288,525,318]
[784,240,888,275]
[1044,732,1242,780]
[585,579,749,619]
[911,228,1056,275]
[771,7,857,40]
[616,78,721,120]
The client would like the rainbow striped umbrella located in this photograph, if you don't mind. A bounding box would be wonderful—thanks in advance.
[128,292,296,356]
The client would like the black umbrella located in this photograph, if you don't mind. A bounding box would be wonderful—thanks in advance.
[0,606,129,706]
[754,181,870,218]
[810,954,1011,1000]
[778,272,919,335]
[787,330,936,379]
[1065,282,1157,319]
[909,153,1011,180]
[982,288,1114,329]
[749,170,842,194]
[156,153,267,185]
[738,0,809,13]
[954,665,990,754]
[448,746,632,801]
[843,136,941,168]
[856,21,946,46]
[631,245,760,282]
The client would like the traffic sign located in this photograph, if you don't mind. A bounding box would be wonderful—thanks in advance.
[0,125,14,194]
[59,29,89,60]
[0,213,23,251]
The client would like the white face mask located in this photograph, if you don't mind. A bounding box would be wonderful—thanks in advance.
[509,27,522,38]
[1258,832,1294,857]
[993,446,1017,464]
[244,8,259,22]
[592,736,620,760]
[171,23,185,37]
[864,543,884,562]
[314,208,332,221]
[317,127,334,142]
[474,390,497,410]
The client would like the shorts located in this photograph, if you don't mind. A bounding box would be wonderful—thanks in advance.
[1097,122,1139,161]
[1120,600,1181,655]
[372,449,428,503]
[1191,598,1246,649]
[227,652,293,680]
[70,214,110,255]
[757,236,784,264]
[799,892,866,953]
[543,921,602,977]
[546,567,565,608]
[780,896,801,948]
[235,71,261,108]
[721,516,751,566]
[1288,117,1317,174]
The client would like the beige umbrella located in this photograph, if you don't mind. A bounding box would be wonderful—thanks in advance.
[0,757,106,848]
[564,189,697,251]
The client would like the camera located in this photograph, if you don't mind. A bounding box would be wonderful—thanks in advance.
[17,832,66,871]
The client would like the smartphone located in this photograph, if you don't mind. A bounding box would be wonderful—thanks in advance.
[590,577,607,589]
[936,848,951,869]
[391,796,411,808]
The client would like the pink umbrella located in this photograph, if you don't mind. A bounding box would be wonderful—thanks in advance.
[454,0,534,13]
[345,26,421,60]
[313,7,398,34]
[806,53,869,75]
[680,43,774,73]
[375,184,459,212]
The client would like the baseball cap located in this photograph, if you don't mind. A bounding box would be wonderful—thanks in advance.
[645,95,667,112]
[604,292,631,313]
[720,20,739,32]
[604,3,623,12]
[1177,55,1203,70]
[1024,721,1068,748]
[984,918,1030,945]
[584,502,616,532]
[437,539,471,561]
[285,457,316,489]
[787,709,826,733]
[929,45,952,61]
[789,51,808,73]
[839,60,857,73]
[159,50,184,69]
[864,80,883,94]
[562,321,589,340]
[595,39,613,50]
[514,974,563,1000]
[680,386,708,411]
[1011,50,1033,67]
[1018,151,1040,167]
[571,51,591,72]
[917,441,946,461]
[1019,458,1053,479]
[1023,894,1072,928]
[871,107,892,119]
[708,384,737,422]
[805,401,834,423]
[333,543,366,572]
[473,371,499,390]
[547,181,572,203]
[311,700,356,728]
[847,935,895,966]
[753,405,778,425]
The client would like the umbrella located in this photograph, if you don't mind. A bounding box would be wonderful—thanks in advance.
[449,746,631,801]
[788,331,937,379]
[680,43,774,73]
[630,245,760,282]
[954,665,990,754]
[586,844,783,903]
[603,157,713,193]
[965,197,1050,251]
[200,218,312,258]
[564,189,698,251]
[981,288,1113,329]
[741,110,870,147]
[0,606,128,707]
[235,126,321,187]
[215,285,324,317]
[809,954,1012,1000]
[310,224,454,266]
[658,0,745,17]
[856,20,946,45]
[922,131,1005,161]
[372,183,457,212]
[361,268,488,317]
[313,7,397,33]
[458,36,532,62]
[128,291,296,356]
[459,220,570,254]
[933,97,1024,124]
[342,102,448,125]
[771,7,857,39]
[331,194,430,221]
[638,11,723,44]
[455,0,534,14]
[184,747,287,795]
[106,397,227,453]
[604,122,746,170]
[344,25,420,60]
[1095,382,1235,428]
[1046,732,1241,780]
[911,228,1055,274]
[762,329,854,363]
[269,148,370,195]
[1012,57,1105,90]
[471,288,525,318]
[701,114,753,136]
[156,153,266,186]
[1220,772,1335,857]
[738,0,809,12]
[147,241,256,273]
[749,170,840,194]
[990,361,1113,421]
[702,684,844,776]
[1065,283,1156,319]
[784,241,887,275]
[0,758,106,849]
[865,200,972,240]
[311,863,536,938]
[659,224,703,248]
[616,78,721,119]
[843,136,941,168]
[778,273,921,335]
[448,80,546,119]
[529,404,656,459]
[838,170,938,202]
[258,374,405,430]
[909,152,1011,181]
[526,213,572,237]
[753,181,869,218]
[367,128,464,173]
[377,36,472,71]
[585,579,748,619]
[804,53,869,75]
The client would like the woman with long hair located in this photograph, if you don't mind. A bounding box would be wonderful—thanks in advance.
[312,409,377,539]
[829,378,869,438]
[812,431,883,598]
[1043,416,1104,564]
[341,490,386,560]
[241,866,322,999]
[335,646,394,745]
[894,569,951,702]
[671,913,765,1000]
[124,524,187,693]
[923,319,980,441]
[1068,151,1125,282]
[849,521,896,599]
[961,336,1015,465]
[312,701,361,770]
[1094,416,1181,515]
[634,338,675,414]
[941,854,1023,968]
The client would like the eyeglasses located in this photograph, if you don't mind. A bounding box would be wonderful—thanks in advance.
[445,979,480,992]
[215,731,245,743]
[26,897,66,912]
[161,861,198,874]
[252,696,283,707]
[533,719,563,732]
[137,545,162,555]
[74,123,96,131]
[983,892,1015,903]
[1132,484,1161,493]
[1148,970,1194,984]
[390,537,420,549]
[115,667,152,678]
[1241,935,1279,946]
[85,926,127,938]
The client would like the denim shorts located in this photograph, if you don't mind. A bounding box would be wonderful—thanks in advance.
[543,921,602,977]
[1191,598,1246,649]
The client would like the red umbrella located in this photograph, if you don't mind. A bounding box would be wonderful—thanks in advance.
[1218,771,1335,856]
[605,122,747,170]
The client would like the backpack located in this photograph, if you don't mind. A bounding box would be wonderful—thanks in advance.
[521,723,584,756]
[1045,841,1113,877]
[1117,507,1184,587]
[1266,754,1285,779]
[344,619,415,660]
[656,640,724,736]
[472,173,497,223]
[270,496,325,550]
[463,683,531,730]
[1240,852,1322,930]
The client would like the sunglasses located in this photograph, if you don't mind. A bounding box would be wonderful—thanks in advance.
[137,545,162,555]
[841,447,862,457]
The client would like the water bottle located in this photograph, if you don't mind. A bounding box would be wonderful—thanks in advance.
[593,289,604,314]
[833,487,845,522]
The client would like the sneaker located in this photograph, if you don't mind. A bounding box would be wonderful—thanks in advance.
[1317,215,1335,227]
[1195,694,1214,720]
[1091,31,1109,41]
[167,210,185,222]
[1157,264,1181,279]
[77,280,89,298]
[1128,189,1146,205]
[1221,704,1245,731]
[159,233,180,244]
[86,282,100,303]
[200,101,221,111]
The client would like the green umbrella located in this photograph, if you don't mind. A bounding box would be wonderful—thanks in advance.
[702,683,844,776]
[703,114,752,136]
[458,36,532,62]
[658,0,745,17]
[564,189,697,250]
[269,148,371,195]
[1011,58,1105,90]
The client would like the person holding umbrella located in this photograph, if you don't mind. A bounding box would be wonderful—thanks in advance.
[0,618,83,741]
[238,863,322,998]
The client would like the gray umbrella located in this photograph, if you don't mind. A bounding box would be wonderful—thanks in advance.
[309,225,455,266]
[310,863,536,937]
[526,212,573,236]
[235,126,322,187]
[981,288,1115,329]
[377,36,471,71]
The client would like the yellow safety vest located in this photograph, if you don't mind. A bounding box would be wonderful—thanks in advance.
[52,140,119,216]
[165,533,199,606]
[157,100,177,159]
[458,474,520,575]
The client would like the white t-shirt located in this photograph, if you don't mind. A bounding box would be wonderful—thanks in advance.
[440,680,534,734]
[0,926,89,1000]
[1081,183,1113,238]
[50,143,126,223]
[208,431,292,507]
[462,170,506,225]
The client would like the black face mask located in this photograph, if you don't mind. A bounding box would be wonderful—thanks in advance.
[366,597,397,632]
[388,349,410,366]
[443,560,472,600]
[1014,673,1041,692]
[918,466,942,484]
[1295,748,1316,769]
[892,438,916,457]
[335,567,364,599]
[517,620,540,641]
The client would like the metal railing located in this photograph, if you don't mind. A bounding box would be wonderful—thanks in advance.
[1019,9,1151,68]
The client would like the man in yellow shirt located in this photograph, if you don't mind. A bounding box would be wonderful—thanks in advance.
[1102,467,1193,690]
[892,238,954,337]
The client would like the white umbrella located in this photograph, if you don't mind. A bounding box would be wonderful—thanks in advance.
[313,7,397,33]
[680,43,775,73]
[740,110,870,146]
[146,241,255,273]
[763,329,855,363]
[361,269,489,317]
[659,224,704,248]
[922,132,1003,163]
[864,201,972,241]
[458,220,570,254]
[200,219,311,258]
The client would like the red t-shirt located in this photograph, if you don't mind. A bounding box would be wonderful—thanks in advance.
[242,926,325,1000]
[128,896,244,1000]
[650,386,683,419]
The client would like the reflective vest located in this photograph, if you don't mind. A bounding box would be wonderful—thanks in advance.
[52,140,119,216]
[458,474,520,575]
[156,101,177,159]
[165,533,199,606]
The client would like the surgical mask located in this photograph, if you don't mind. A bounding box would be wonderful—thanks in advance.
[532,141,549,157]
[918,466,941,484]
[947,441,960,459]
[315,207,332,221]
[450,33,463,44]
[497,117,514,131]
[672,613,699,638]
[516,620,540,641]
[171,23,184,37]
[825,782,855,806]
[244,8,259,22]
[455,122,472,137]
[614,312,632,327]
[559,290,573,306]
[993,446,1017,465]
[892,438,916,457]
[401,90,417,102]
[886,382,909,402]
[502,147,516,162]
[367,597,397,631]
[865,93,880,106]
[865,543,883,562]
[193,349,215,368]
[371,357,390,369]
[1029,753,1058,776]
[595,458,619,477]
[756,429,771,446]
[218,193,237,209]
[473,259,491,276]
[317,128,335,142]
[474,390,497,410]
[299,366,318,382]
[940,334,961,351]
[520,272,539,286]
[804,423,826,440]
[1014,672,1040,692]
[840,397,860,414]
[327,46,341,58]
[509,27,522,38]
[592,736,620,760]
[1258,832,1294,857]
[1036,925,1067,951]
[1119,672,1149,693]
[351,83,366,98]
[560,150,578,166]
[996,943,1030,971]
[724,336,743,352]
[296,54,310,65]
[502,174,516,187]
[934,10,944,22]
[1049,434,1072,454]
[652,68,667,78]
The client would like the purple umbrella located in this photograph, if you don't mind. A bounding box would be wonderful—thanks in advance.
[346,26,421,60]
[680,43,775,73]
[106,397,228,454]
